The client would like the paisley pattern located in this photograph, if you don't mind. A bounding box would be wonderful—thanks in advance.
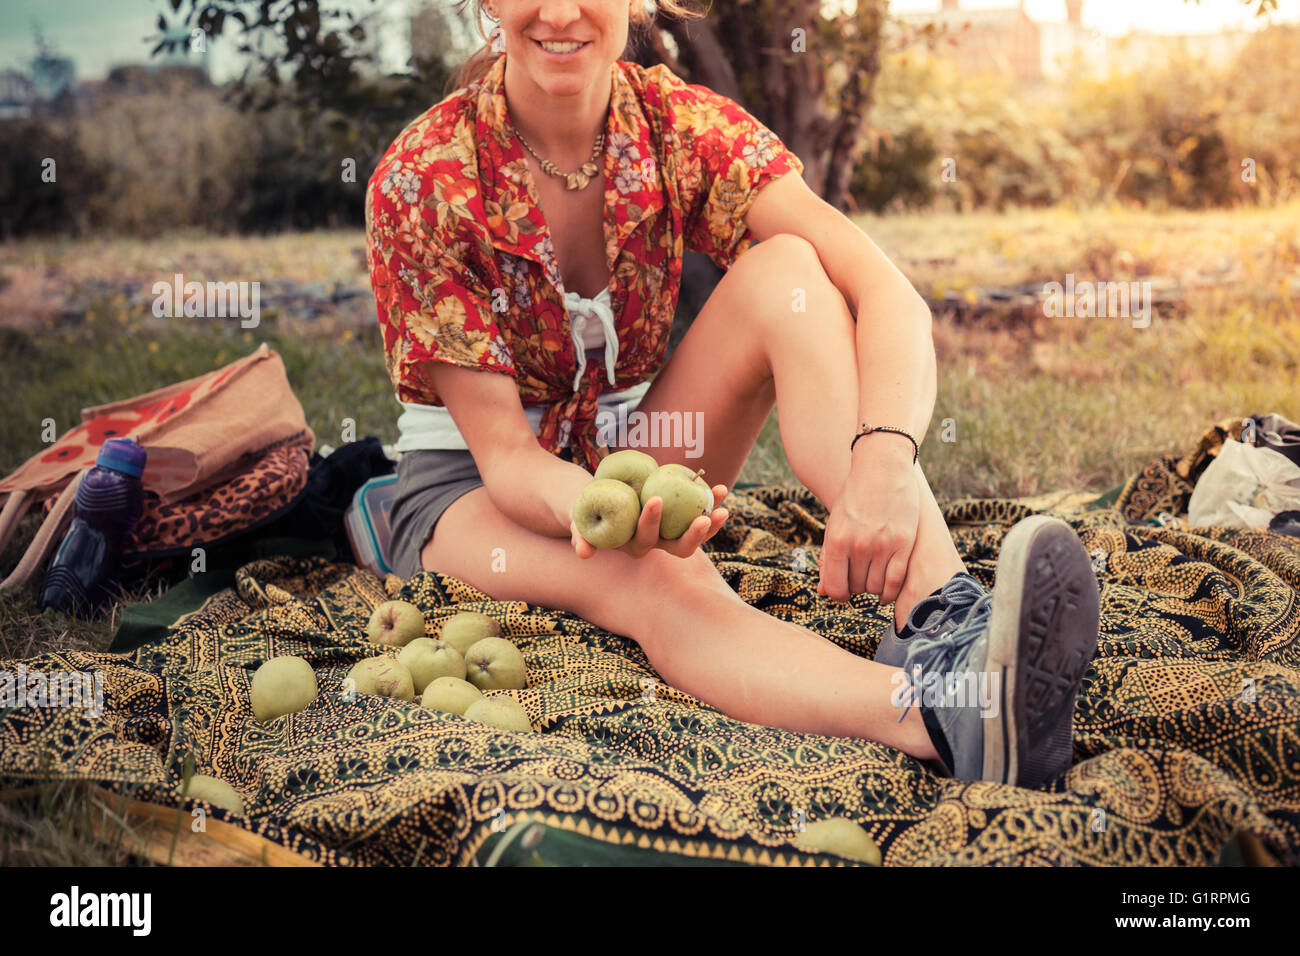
[1,418,1298,866]
[364,52,804,475]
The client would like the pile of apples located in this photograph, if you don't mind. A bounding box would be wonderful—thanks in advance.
[572,449,713,549]
[246,608,532,733]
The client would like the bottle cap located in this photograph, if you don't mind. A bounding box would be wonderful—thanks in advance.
[95,437,147,478]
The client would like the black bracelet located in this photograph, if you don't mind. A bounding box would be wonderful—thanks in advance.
[850,424,919,464]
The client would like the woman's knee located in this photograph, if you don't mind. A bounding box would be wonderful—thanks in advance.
[609,547,740,655]
[573,547,736,640]
[735,234,825,292]
[725,234,837,334]
[638,546,736,605]
[744,233,819,269]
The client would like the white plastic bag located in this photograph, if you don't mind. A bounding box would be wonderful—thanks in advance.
[1188,439,1300,529]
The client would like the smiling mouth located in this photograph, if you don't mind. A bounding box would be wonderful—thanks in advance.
[534,38,591,55]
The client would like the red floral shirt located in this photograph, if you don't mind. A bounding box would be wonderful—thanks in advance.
[364,51,804,475]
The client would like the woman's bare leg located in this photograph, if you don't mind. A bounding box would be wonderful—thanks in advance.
[422,487,937,754]
[629,234,966,632]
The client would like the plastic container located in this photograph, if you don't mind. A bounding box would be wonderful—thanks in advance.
[40,437,147,617]
[344,474,398,578]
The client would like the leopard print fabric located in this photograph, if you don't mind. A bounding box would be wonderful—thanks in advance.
[40,443,311,556]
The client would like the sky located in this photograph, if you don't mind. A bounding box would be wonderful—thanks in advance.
[2,0,1297,83]
[0,0,416,83]
[2,0,175,80]
[890,0,1298,35]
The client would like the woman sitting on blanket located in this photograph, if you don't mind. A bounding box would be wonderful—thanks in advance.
[363,0,1101,787]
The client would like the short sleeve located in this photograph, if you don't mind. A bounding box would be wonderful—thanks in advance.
[664,75,805,270]
[365,159,516,408]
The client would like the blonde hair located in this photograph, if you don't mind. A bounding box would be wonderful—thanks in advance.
[446,0,705,95]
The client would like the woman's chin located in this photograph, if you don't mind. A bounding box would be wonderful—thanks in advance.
[527,49,609,80]
[530,72,599,97]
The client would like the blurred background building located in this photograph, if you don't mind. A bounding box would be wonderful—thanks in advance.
[893,0,1049,82]
[891,0,1258,82]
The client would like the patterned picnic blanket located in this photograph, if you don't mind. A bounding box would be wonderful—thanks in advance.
[2,416,1298,866]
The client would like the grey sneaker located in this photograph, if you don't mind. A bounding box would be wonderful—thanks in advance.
[875,571,987,668]
[894,515,1100,788]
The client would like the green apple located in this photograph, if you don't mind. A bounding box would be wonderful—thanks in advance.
[366,600,426,647]
[794,818,881,865]
[398,638,466,694]
[440,611,503,657]
[181,774,244,816]
[572,478,641,549]
[420,676,483,715]
[639,463,712,540]
[345,656,415,701]
[594,448,660,497]
[464,696,532,732]
[464,637,528,690]
[250,655,318,722]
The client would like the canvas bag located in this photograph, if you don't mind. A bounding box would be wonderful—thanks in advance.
[1188,438,1300,529]
[0,344,313,591]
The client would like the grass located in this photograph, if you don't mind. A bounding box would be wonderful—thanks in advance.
[859,201,1300,296]
[919,296,1298,498]
[1,204,1297,863]
[0,782,155,866]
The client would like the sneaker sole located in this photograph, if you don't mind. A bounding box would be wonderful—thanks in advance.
[980,515,1100,787]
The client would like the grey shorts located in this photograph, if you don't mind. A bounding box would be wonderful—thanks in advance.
[388,444,575,578]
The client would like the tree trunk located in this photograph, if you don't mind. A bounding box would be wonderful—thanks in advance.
[652,0,884,212]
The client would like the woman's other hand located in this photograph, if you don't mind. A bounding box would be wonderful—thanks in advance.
[818,455,920,605]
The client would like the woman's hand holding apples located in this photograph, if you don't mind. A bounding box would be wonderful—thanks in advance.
[570,483,729,559]
[569,450,730,560]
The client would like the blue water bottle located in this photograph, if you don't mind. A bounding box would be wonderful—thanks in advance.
[40,437,147,617]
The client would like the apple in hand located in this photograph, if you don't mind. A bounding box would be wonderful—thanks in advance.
[640,464,713,540]
[439,611,502,657]
[464,637,528,690]
[366,600,426,647]
[594,448,660,497]
[571,477,641,549]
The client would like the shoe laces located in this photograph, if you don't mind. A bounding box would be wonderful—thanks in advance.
[895,577,993,723]
[906,572,986,639]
